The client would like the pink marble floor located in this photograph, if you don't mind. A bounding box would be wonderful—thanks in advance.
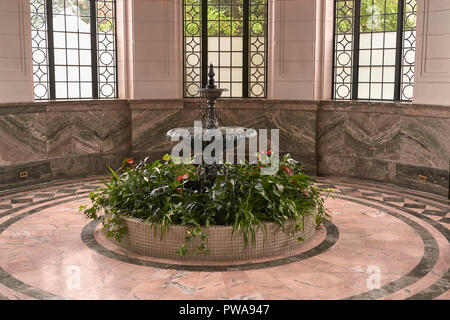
[0,177,448,300]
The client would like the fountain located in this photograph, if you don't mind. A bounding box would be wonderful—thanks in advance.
[167,64,257,185]
[197,63,225,130]
[84,64,323,263]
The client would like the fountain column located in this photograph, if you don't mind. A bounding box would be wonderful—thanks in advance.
[196,65,227,184]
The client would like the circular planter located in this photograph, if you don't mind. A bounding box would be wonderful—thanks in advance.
[107,210,317,262]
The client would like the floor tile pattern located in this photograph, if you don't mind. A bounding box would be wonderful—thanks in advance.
[0,176,448,300]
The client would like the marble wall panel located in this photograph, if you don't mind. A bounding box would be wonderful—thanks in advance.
[317,101,450,170]
[102,110,131,155]
[71,111,104,155]
[131,100,197,156]
[317,100,450,196]
[130,99,318,172]
[398,116,450,169]
[132,109,184,153]
[0,99,448,196]
[0,100,130,190]
[0,113,46,164]
[45,112,72,157]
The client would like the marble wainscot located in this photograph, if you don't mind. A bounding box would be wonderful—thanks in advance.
[0,99,448,197]
[130,99,318,175]
[0,100,131,190]
[317,100,450,197]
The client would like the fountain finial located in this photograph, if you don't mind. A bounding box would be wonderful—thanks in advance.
[207,64,217,89]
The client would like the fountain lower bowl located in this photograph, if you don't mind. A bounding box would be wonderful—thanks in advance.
[108,210,317,262]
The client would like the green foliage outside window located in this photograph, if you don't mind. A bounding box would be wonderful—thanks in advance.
[184,0,267,37]
[336,0,417,34]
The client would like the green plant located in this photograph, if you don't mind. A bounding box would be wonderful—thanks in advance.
[79,153,333,256]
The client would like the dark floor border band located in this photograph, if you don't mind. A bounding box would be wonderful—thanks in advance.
[0,179,446,300]
[335,195,441,300]
[0,267,65,300]
[332,186,449,300]
[407,269,450,300]
[81,220,339,272]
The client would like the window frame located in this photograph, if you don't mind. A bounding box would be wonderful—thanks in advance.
[332,0,417,102]
[30,0,118,100]
[183,0,268,99]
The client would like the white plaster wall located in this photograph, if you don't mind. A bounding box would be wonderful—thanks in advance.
[0,0,33,103]
[119,0,182,100]
[413,0,450,106]
[313,0,334,100]
[268,0,334,100]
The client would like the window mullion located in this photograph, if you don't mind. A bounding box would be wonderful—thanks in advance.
[394,0,405,101]
[201,0,208,88]
[351,0,361,100]
[46,0,56,99]
[243,0,249,98]
[90,0,99,99]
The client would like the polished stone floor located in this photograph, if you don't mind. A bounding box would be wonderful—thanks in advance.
[0,176,448,300]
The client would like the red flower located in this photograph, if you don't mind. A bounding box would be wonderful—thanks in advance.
[302,189,309,197]
[267,150,272,155]
[177,174,189,181]
[258,166,263,169]
[290,181,296,185]
[127,158,134,164]
[283,166,293,176]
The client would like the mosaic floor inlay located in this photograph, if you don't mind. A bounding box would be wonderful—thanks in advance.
[0,176,448,300]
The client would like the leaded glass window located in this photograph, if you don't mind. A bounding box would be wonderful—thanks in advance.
[333,0,417,101]
[183,0,268,98]
[30,0,117,100]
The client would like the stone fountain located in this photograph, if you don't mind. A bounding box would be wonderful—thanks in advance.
[167,64,257,185]
[107,64,318,262]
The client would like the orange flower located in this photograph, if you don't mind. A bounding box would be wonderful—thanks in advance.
[127,158,134,164]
